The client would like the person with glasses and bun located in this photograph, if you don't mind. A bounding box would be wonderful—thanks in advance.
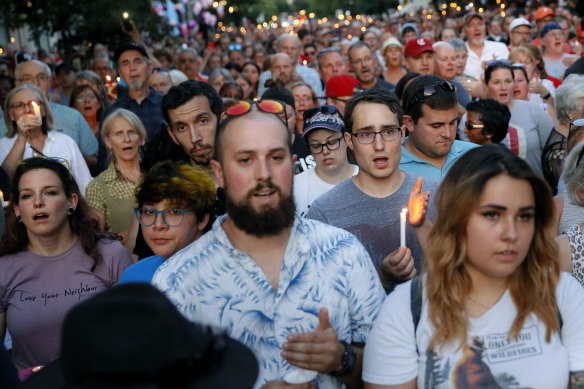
[294,106,358,217]
[0,158,132,371]
[308,89,439,293]
[0,84,92,194]
[118,161,215,284]
[401,74,478,181]
[363,145,584,389]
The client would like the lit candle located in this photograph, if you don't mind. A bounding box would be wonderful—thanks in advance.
[0,189,3,207]
[105,75,118,102]
[400,208,407,248]
[31,101,42,122]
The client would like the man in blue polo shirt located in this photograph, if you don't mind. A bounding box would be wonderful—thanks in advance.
[400,74,478,180]
[98,42,164,171]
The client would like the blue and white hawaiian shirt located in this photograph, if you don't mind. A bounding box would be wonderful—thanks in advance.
[153,215,385,389]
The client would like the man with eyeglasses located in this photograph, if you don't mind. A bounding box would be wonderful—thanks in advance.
[401,75,478,180]
[508,18,533,50]
[294,106,358,217]
[347,41,395,94]
[541,23,576,79]
[0,60,98,160]
[177,48,208,82]
[153,105,385,388]
[307,89,438,292]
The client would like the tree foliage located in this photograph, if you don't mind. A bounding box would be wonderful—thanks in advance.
[0,0,171,54]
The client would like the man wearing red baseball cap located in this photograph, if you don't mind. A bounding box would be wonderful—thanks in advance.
[325,74,360,115]
[404,37,435,74]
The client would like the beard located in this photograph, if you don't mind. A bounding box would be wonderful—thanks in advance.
[188,143,214,166]
[128,78,145,91]
[226,180,296,237]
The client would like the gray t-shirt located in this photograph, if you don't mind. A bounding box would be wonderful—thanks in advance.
[507,99,553,176]
[306,172,439,274]
[0,239,132,368]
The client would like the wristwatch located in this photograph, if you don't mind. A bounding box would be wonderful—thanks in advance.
[329,341,356,377]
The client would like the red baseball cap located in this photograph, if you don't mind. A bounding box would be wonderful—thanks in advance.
[325,75,360,97]
[404,37,434,58]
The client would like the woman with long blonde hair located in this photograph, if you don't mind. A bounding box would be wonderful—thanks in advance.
[363,145,584,388]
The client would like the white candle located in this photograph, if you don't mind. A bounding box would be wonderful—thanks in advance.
[0,190,3,207]
[400,208,407,248]
[31,101,42,122]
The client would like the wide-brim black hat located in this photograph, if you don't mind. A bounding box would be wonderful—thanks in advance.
[20,284,258,389]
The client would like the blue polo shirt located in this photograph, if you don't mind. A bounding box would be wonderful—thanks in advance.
[118,255,165,284]
[399,138,479,180]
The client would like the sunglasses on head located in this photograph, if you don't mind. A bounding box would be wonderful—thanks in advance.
[485,59,512,68]
[409,80,456,108]
[569,118,584,134]
[224,99,285,117]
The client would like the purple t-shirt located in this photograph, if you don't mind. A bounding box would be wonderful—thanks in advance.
[0,239,132,368]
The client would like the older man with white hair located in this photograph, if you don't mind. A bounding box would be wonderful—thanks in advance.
[433,41,471,108]
[257,33,324,97]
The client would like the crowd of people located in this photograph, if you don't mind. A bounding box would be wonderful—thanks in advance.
[1,1,584,388]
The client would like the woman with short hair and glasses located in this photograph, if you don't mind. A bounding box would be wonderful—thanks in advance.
[484,60,554,176]
[293,105,358,217]
[0,83,92,194]
[118,161,215,284]
[0,157,132,370]
[69,84,104,138]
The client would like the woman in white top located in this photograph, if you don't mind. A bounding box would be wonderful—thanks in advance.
[0,83,91,194]
[363,145,584,388]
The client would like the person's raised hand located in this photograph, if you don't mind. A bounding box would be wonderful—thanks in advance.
[16,113,41,139]
[408,177,430,227]
[282,307,343,374]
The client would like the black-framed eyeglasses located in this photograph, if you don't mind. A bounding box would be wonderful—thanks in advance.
[569,118,584,134]
[465,122,485,131]
[351,127,402,144]
[302,105,339,122]
[409,80,456,108]
[134,207,195,227]
[485,59,512,68]
[308,137,343,154]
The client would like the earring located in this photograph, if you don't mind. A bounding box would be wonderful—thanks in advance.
[16,215,22,222]
[68,208,75,215]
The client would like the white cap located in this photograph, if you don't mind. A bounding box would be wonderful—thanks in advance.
[509,18,532,32]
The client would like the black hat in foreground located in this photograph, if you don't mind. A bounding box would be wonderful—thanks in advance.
[114,42,149,63]
[21,283,258,389]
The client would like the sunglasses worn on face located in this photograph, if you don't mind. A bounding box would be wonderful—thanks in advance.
[465,122,485,131]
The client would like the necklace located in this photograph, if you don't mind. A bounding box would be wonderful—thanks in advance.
[467,289,506,311]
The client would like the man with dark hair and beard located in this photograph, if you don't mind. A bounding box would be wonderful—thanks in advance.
[152,108,385,389]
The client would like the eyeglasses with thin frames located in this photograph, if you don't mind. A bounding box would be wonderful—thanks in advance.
[17,74,49,84]
[134,207,195,227]
[351,126,402,144]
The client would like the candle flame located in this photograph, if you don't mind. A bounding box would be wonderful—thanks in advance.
[31,101,38,108]
[401,208,408,214]
[106,75,111,82]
